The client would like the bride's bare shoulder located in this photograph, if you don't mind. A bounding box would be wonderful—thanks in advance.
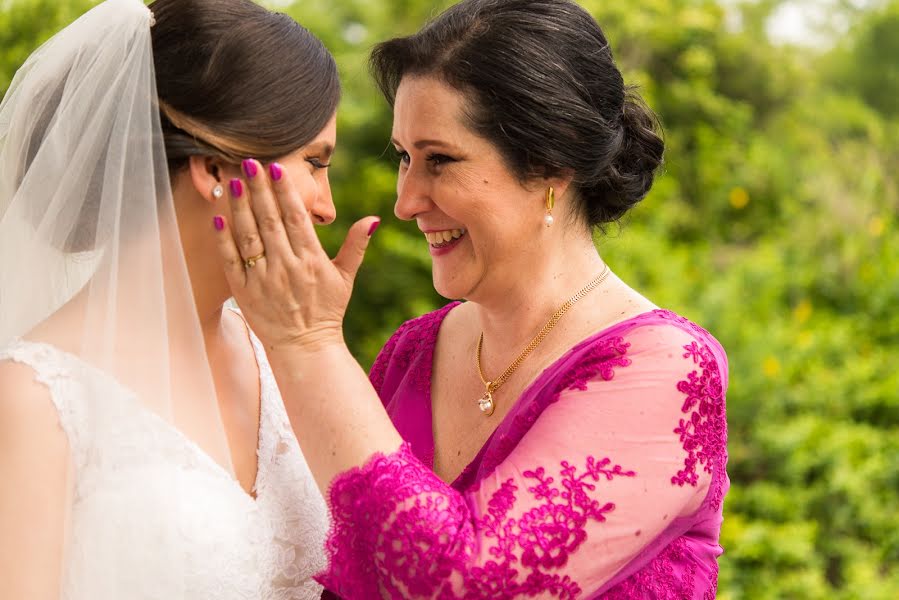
[0,352,50,393]
[0,357,70,582]
[0,357,69,456]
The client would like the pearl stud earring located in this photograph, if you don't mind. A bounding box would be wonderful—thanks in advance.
[212,184,224,200]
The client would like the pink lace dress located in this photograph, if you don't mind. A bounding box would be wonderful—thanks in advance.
[316,305,729,599]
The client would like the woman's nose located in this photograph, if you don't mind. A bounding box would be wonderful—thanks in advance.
[394,169,433,221]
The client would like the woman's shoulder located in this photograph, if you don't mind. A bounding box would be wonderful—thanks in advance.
[380,302,460,353]
[624,309,727,379]
[552,308,728,396]
[541,309,729,500]
[581,308,726,364]
[390,302,461,342]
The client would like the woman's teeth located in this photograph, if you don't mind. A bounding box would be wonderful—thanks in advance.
[425,229,465,245]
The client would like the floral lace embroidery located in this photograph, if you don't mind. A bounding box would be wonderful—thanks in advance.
[557,337,632,391]
[672,340,727,513]
[653,309,715,341]
[599,537,703,599]
[704,569,719,600]
[651,309,728,510]
[673,341,724,486]
[370,303,459,395]
[318,443,635,599]
[245,330,329,598]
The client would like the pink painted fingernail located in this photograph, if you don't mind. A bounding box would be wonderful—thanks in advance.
[213,215,225,231]
[269,162,283,181]
[242,159,258,178]
[229,178,243,198]
[367,220,381,237]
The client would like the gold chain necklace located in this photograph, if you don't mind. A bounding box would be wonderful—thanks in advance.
[475,265,611,416]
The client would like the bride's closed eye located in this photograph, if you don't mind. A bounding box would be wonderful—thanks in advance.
[306,157,331,170]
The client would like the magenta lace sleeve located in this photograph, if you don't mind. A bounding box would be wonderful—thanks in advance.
[318,322,727,599]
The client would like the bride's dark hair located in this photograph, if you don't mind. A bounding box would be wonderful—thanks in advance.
[149,0,340,172]
[15,0,338,253]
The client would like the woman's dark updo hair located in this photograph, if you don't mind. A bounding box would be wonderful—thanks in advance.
[370,0,663,227]
[149,0,340,172]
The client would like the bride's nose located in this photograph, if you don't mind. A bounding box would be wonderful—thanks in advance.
[311,179,336,225]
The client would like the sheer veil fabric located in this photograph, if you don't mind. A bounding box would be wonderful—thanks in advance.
[0,0,233,594]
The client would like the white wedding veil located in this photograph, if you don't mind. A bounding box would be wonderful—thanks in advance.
[0,0,233,595]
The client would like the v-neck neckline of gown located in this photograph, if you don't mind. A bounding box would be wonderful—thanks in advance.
[424,303,658,489]
[14,314,268,505]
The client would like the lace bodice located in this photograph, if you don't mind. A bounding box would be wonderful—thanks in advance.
[0,327,328,600]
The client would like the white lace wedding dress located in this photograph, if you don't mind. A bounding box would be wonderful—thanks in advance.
[0,319,328,600]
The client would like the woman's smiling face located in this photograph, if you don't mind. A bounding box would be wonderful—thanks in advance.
[391,75,547,301]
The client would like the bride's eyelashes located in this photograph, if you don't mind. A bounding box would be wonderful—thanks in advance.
[305,157,331,170]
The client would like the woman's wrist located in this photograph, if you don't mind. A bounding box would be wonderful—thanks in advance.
[265,329,349,373]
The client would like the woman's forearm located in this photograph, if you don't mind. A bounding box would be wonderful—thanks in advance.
[267,340,403,492]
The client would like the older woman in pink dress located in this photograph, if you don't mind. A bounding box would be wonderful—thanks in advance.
[214,0,728,597]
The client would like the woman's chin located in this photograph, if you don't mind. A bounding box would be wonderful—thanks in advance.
[431,270,471,301]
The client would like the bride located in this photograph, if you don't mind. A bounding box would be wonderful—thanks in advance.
[0,0,339,597]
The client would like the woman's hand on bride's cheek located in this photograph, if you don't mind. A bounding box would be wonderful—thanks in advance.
[212,158,380,353]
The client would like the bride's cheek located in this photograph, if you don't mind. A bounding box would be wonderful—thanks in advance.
[297,170,321,212]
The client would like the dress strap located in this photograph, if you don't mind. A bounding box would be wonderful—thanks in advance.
[0,339,88,461]
[1,339,73,389]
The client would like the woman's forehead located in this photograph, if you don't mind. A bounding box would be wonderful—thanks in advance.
[392,77,470,142]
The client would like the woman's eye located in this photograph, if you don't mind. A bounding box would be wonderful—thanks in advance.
[426,153,454,166]
[394,150,455,169]
[306,158,331,170]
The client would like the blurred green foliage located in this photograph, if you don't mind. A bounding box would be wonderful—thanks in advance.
[2,0,896,597]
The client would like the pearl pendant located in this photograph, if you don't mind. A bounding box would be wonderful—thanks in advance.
[477,391,495,416]
[544,213,554,227]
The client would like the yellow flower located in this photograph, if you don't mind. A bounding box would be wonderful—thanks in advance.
[729,187,750,210]
[867,216,885,238]
[793,299,812,324]
[763,356,781,378]
[797,331,814,349]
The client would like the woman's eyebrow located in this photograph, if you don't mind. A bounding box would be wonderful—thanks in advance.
[391,137,455,149]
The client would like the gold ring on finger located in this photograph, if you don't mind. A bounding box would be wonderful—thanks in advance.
[244,252,266,268]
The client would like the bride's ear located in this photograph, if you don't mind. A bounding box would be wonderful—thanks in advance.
[187,156,226,203]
